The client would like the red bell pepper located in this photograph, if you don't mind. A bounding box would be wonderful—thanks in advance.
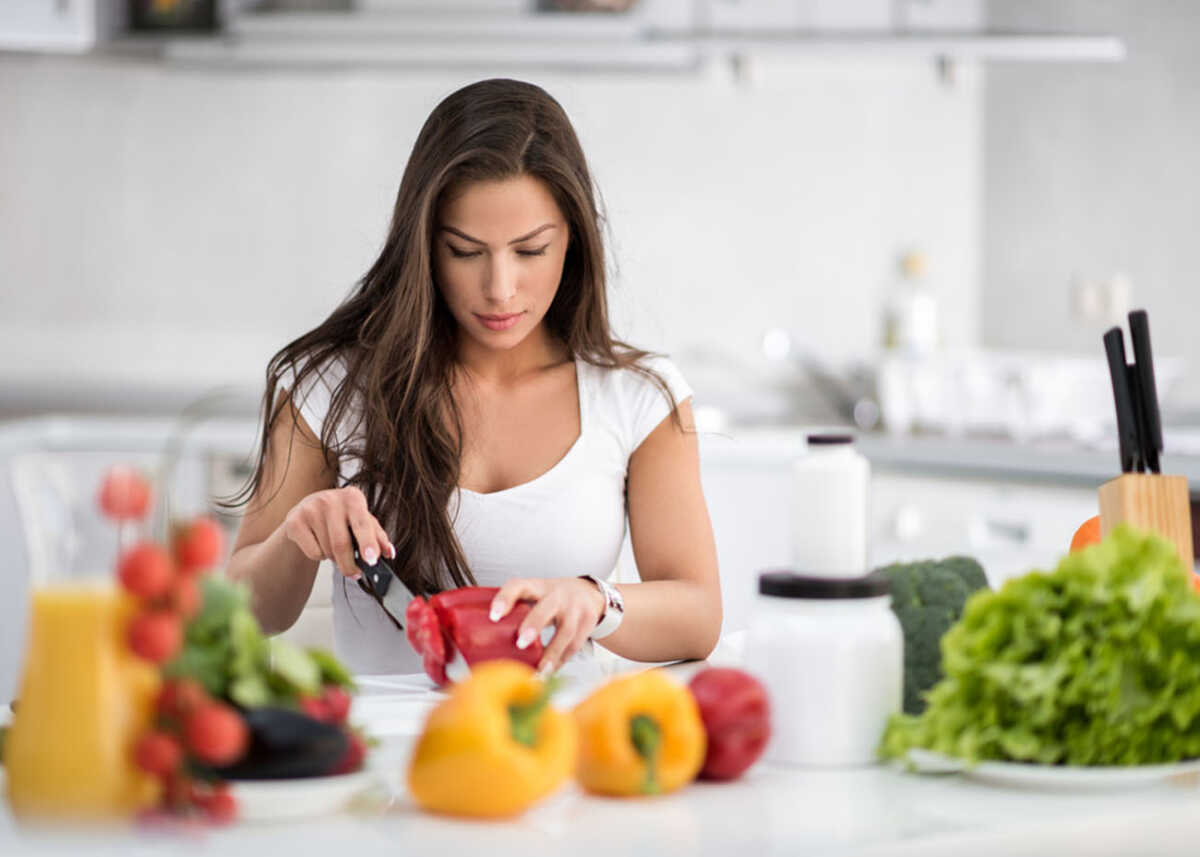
[687,667,771,781]
[405,586,543,687]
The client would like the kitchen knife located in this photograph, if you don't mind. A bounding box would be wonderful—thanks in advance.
[1128,309,1164,474]
[1103,326,1141,474]
[349,532,413,631]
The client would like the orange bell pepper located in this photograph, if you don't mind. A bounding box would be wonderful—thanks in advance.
[573,669,706,796]
[407,660,575,818]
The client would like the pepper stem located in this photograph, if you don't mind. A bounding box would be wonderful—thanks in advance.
[508,675,562,748]
[630,714,662,794]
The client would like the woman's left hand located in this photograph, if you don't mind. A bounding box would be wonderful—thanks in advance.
[489,577,607,676]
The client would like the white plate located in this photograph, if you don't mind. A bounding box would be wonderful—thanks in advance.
[906,748,1200,790]
[231,770,379,821]
[0,769,379,822]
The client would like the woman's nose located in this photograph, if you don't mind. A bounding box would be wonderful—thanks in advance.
[482,256,517,304]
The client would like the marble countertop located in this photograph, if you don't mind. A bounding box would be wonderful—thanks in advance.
[4,636,1200,857]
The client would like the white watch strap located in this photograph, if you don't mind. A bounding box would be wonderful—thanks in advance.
[582,574,624,640]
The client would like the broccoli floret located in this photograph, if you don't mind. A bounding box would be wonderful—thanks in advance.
[879,556,990,714]
[892,604,957,715]
[939,555,988,592]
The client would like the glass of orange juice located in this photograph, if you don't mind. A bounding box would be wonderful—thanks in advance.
[5,452,162,822]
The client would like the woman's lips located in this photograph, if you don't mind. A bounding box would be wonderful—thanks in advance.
[475,312,523,331]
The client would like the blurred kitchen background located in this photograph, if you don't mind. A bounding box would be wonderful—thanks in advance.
[3,0,1200,696]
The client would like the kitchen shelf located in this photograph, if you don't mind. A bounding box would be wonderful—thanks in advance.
[115,10,1125,72]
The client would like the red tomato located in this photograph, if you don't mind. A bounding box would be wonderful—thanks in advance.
[173,517,226,574]
[299,696,332,723]
[128,610,183,664]
[321,685,352,725]
[98,465,152,522]
[156,678,210,721]
[117,542,174,600]
[688,667,771,781]
[185,702,249,767]
[168,575,201,619]
[200,789,237,825]
[133,730,183,778]
[332,732,366,775]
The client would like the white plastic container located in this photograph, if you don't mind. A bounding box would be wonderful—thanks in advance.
[744,570,902,767]
[792,434,870,578]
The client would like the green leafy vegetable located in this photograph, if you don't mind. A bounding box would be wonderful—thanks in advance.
[308,648,356,690]
[881,525,1200,767]
[879,555,990,714]
[164,576,354,710]
[268,639,322,697]
[228,675,272,709]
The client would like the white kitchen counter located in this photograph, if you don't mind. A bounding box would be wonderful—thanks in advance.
[701,424,1200,493]
[4,636,1200,857]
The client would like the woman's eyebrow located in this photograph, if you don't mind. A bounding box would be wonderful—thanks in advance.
[440,223,556,246]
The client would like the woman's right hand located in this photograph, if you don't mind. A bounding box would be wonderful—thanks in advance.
[281,486,395,580]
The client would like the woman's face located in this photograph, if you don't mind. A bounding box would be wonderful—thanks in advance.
[434,174,569,354]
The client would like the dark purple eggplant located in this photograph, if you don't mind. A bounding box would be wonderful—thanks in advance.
[195,706,348,780]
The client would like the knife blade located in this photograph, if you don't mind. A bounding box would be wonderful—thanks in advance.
[1103,326,1141,474]
[349,532,414,631]
[1128,309,1164,474]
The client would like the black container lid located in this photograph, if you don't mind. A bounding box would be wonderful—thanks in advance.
[758,569,891,600]
[806,433,855,446]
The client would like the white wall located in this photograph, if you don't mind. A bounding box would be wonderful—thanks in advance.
[984,0,1200,405]
[0,53,981,407]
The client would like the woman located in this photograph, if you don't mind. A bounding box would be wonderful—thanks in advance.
[226,78,721,678]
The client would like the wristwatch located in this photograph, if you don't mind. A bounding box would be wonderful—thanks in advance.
[579,574,625,640]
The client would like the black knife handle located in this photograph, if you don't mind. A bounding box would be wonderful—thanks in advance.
[349,531,395,597]
[1103,327,1140,474]
[1126,364,1147,473]
[1128,309,1163,473]
[347,531,405,631]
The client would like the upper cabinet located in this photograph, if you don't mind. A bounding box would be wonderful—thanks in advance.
[1,0,1126,71]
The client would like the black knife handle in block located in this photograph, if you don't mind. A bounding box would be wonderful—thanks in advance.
[1126,364,1147,473]
[1128,309,1163,473]
[1103,327,1141,474]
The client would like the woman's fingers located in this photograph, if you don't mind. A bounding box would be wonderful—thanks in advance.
[377,523,396,560]
[348,511,385,567]
[490,578,544,622]
[538,612,584,676]
[557,621,593,668]
[513,593,558,650]
[313,506,359,580]
[283,486,392,575]
[286,517,325,562]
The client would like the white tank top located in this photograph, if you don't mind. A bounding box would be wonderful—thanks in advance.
[283,353,692,674]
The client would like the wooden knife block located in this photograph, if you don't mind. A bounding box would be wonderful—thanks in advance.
[1098,473,1194,570]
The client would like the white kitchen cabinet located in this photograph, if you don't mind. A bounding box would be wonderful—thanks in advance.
[870,471,1099,585]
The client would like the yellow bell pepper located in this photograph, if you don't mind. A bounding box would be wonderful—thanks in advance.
[407,660,575,818]
[573,669,706,796]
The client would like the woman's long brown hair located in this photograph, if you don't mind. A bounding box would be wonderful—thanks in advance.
[223,78,680,600]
